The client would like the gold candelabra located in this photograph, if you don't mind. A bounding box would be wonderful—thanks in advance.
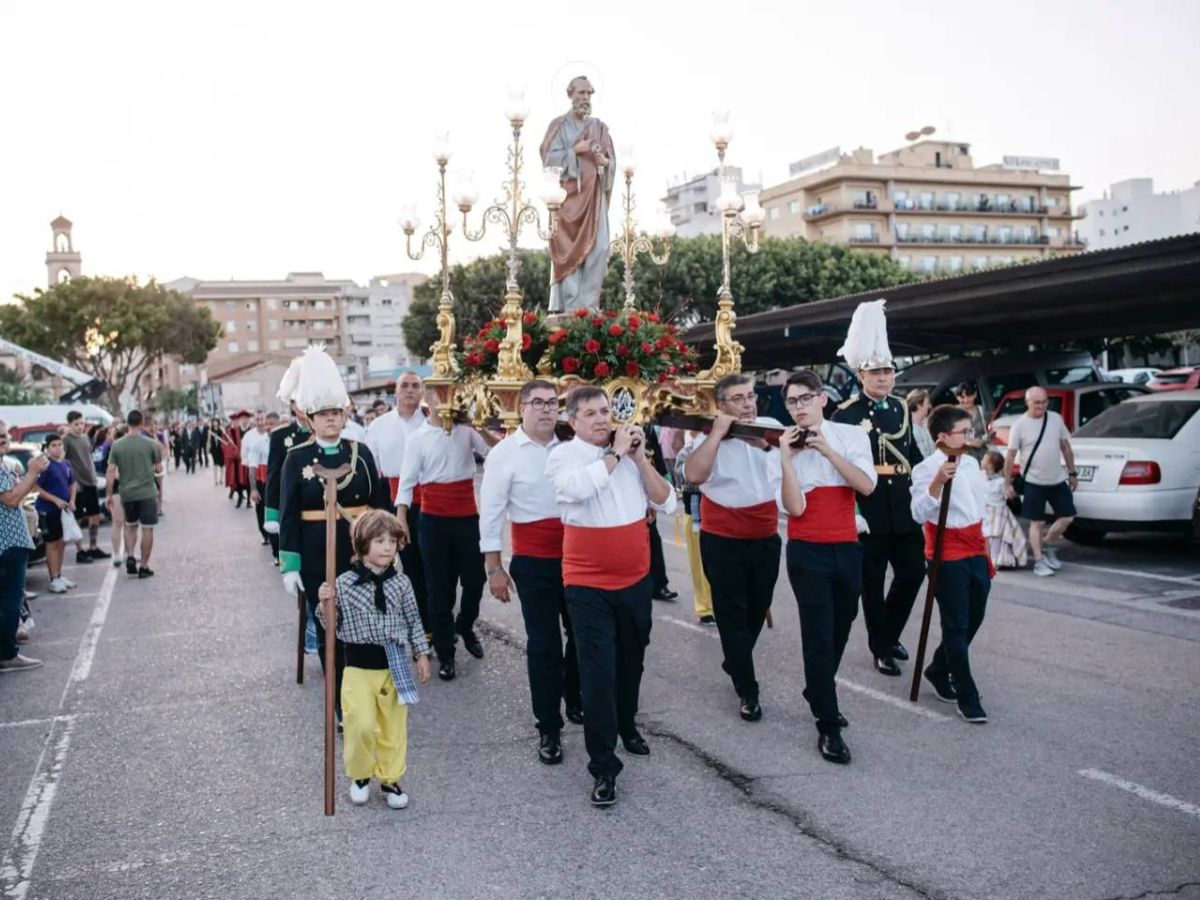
[401,135,460,431]
[610,157,673,310]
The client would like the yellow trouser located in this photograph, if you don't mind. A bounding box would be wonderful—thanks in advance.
[683,515,713,618]
[341,666,408,784]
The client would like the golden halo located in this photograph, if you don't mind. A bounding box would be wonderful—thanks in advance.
[549,60,607,109]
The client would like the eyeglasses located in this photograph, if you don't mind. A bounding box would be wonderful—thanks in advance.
[719,392,756,407]
[947,426,976,438]
[521,398,558,413]
[785,393,820,409]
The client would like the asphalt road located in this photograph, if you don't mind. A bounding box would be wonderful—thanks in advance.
[2,470,1198,900]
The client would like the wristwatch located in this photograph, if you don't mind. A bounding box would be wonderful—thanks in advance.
[1068,471,1078,477]
[604,447,621,462]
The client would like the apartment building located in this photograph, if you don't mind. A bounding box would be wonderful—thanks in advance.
[340,273,427,378]
[760,141,1083,275]
[662,166,761,237]
[1077,177,1200,251]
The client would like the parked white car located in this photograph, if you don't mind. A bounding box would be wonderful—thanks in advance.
[1105,367,1162,385]
[1067,390,1200,544]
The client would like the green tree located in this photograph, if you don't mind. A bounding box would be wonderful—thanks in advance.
[0,276,220,414]
[402,237,917,357]
[153,386,200,417]
[0,365,46,405]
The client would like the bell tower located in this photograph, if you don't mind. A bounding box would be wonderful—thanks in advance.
[46,215,82,286]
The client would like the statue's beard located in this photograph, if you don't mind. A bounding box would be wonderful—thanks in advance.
[573,99,591,117]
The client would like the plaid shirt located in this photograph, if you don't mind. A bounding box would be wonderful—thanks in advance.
[317,566,431,705]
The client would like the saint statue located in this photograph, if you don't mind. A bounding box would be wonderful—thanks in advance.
[539,76,616,313]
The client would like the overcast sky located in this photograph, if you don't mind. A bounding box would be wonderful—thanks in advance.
[2,0,1198,304]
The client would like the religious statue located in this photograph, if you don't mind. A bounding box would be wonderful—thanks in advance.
[539,75,616,314]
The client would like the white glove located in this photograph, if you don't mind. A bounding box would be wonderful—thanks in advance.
[282,570,303,596]
[263,520,280,534]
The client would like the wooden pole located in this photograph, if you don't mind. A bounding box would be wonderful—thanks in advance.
[312,463,351,816]
[909,446,959,703]
[295,589,306,685]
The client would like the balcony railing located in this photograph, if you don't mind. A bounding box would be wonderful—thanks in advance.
[852,199,878,210]
[804,203,830,218]
[894,199,1048,214]
[896,233,1047,245]
[848,234,881,244]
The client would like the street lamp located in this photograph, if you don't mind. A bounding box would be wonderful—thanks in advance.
[610,146,674,310]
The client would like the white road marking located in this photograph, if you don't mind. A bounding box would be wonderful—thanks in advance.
[1067,563,1200,587]
[0,715,78,733]
[654,612,950,721]
[1077,768,1200,820]
[0,566,117,900]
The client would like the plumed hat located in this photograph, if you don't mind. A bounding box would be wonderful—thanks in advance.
[294,346,348,416]
[837,299,894,371]
[276,356,304,404]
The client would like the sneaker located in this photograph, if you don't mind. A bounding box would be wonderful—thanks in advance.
[924,670,958,704]
[61,577,77,589]
[381,782,409,809]
[88,547,111,560]
[1042,545,1062,570]
[112,558,123,568]
[126,556,138,576]
[48,577,68,594]
[24,590,37,600]
[75,551,94,565]
[349,779,370,806]
[0,654,44,672]
[137,566,155,579]
[957,698,989,724]
[1032,558,1055,577]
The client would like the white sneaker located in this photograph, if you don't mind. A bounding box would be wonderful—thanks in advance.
[1033,559,1055,577]
[1042,546,1062,570]
[382,784,409,809]
[349,780,370,806]
[48,577,68,594]
[61,577,77,589]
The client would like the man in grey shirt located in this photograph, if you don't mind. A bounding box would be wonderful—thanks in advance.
[63,411,109,563]
[1002,387,1078,576]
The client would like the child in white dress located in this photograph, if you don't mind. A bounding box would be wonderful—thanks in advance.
[982,451,1028,569]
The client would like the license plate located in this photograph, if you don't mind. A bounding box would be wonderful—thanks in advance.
[1077,466,1095,482]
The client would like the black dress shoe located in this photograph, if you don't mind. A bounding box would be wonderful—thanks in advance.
[621,733,650,756]
[892,641,909,661]
[651,588,678,601]
[698,614,716,625]
[924,670,957,704]
[458,629,484,659]
[437,661,456,681]
[565,705,584,725]
[873,656,901,677]
[590,774,617,808]
[538,732,563,765]
[739,698,762,722]
[818,732,852,765]
[837,713,849,729]
[88,547,111,560]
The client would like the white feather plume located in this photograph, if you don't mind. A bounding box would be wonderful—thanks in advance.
[276,356,304,404]
[294,346,349,415]
[837,299,893,370]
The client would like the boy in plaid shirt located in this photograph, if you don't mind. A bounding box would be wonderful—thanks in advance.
[317,510,431,809]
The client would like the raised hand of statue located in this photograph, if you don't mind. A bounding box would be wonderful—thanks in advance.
[573,138,591,155]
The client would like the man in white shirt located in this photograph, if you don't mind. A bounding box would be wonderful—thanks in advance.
[1003,386,1078,577]
[910,404,994,724]
[396,391,498,681]
[366,372,429,623]
[683,373,783,723]
[778,371,877,766]
[480,379,582,766]
[240,410,273,546]
[545,386,676,808]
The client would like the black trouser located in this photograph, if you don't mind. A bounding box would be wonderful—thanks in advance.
[925,556,990,704]
[786,540,861,735]
[184,449,196,474]
[400,504,428,635]
[253,478,267,540]
[565,574,653,778]
[859,529,925,658]
[510,555,581,735]
[419,512,485,663]
[198,444,208,467]
[648,518,669,592]
[300,571,345,719]
[700,531,782,704]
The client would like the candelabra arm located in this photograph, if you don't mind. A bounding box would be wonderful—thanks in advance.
[462,203,513,243]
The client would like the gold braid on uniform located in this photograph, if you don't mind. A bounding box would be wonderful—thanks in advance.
[877,400,913,474]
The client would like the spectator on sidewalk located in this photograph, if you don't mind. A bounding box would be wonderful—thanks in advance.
[1,426,48,672]
[1003,386,1078,577]
[107,410,164,579]
[906,389,936,459]
[63,410,109,563]
[35,434,77,594]
[953,382,988,461]
[105,425,129,566]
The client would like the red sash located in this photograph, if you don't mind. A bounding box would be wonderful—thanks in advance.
[787,486,858,543]
[255,464,267,483]
[923,521,996,578]
[511,518,565,559]
[388,478,425,508]
[562,520,648,590]
[420,479,476,517]
[700,496,778,540]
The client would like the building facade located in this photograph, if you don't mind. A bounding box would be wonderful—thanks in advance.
[661,166,761,237]
[340,273,427,379]
[760,141,1083,275]
[1076,178,1200,251]
[45,215,82,286]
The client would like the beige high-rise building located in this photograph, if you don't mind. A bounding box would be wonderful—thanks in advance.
[760,140,1083,276]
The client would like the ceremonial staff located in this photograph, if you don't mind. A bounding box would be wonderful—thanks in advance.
[295,590,306,685]
[313,462,351,816]
[909,441,957,702]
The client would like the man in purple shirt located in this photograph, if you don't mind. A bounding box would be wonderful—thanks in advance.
[35,434,78,594]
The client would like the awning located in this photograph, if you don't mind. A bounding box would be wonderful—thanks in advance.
[681,233,1200,369]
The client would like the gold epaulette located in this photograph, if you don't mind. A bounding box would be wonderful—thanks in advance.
[285,435,315,454]
[837,395,861,411]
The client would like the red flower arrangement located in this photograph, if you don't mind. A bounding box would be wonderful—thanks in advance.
[544,307,697,382]
[460,307,551,376]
